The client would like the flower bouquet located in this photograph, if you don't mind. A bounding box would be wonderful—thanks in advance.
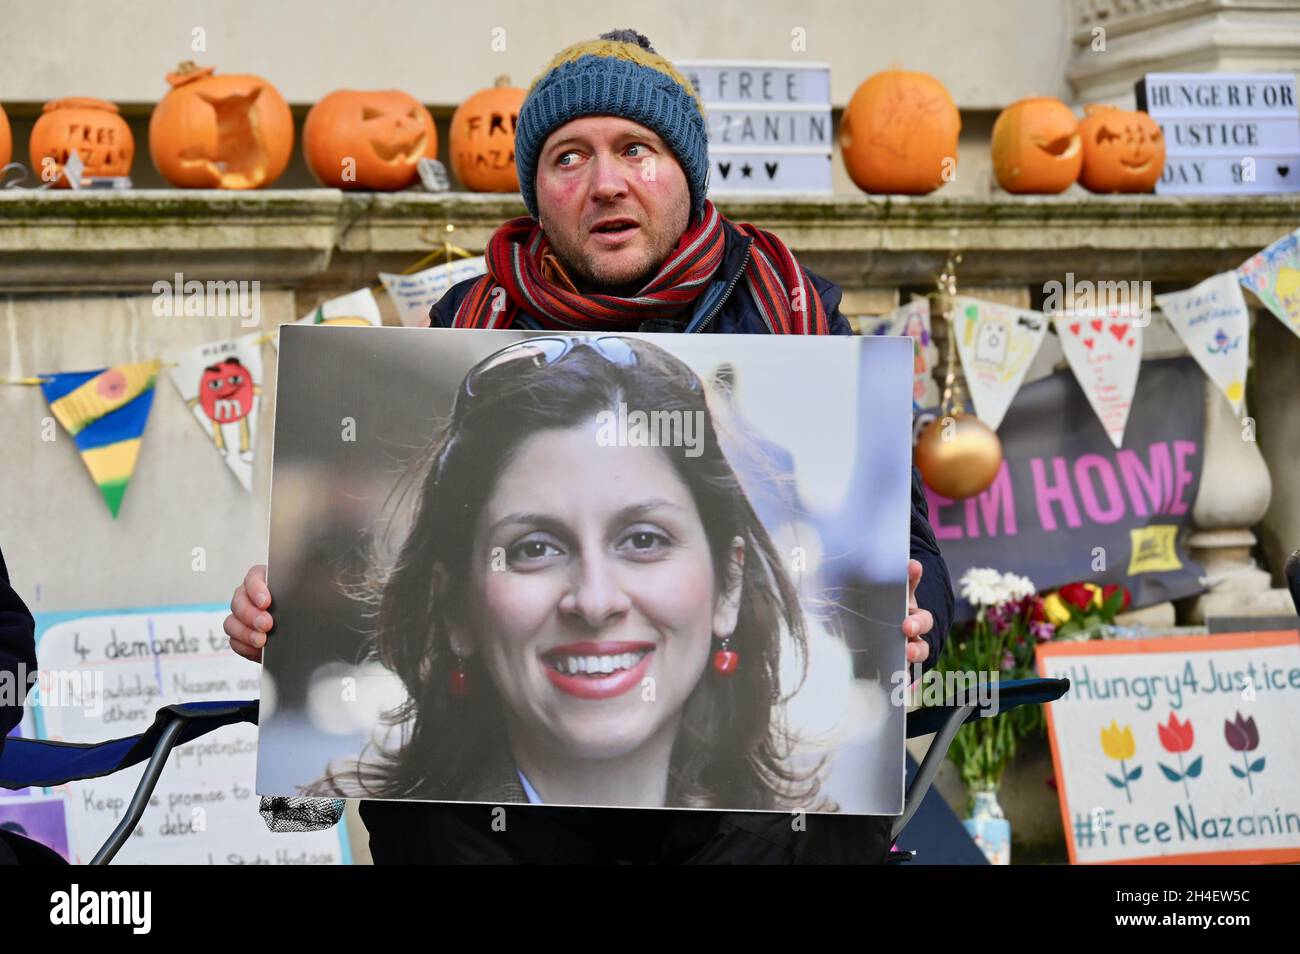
[1040,581,1132,641]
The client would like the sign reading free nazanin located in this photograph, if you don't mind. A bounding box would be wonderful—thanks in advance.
[1038,631,1300,865]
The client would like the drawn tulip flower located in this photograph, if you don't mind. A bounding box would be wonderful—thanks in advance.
[1100,720,1141,804]
[1224,712,1265,794]
[1156,712,1200,798]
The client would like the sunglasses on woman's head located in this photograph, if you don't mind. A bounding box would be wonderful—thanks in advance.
[460,335,641,399]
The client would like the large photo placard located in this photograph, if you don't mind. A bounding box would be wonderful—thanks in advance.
[256,327,913,814]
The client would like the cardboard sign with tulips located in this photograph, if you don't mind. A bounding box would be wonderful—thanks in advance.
[1037,630,1300,864]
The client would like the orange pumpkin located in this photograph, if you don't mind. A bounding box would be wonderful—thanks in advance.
[0,104,11,169]
[29,97,134,188]
[840,69,961,195]
[991,97,1081,194]
[1078,104,1165,193]
[450,75,525,192]
[149,62,294,189]
[303,90,437,190]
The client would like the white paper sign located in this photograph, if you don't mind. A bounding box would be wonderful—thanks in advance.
[680,62,831,105]
[32,606,349,865]
[380,256,488,328]
[951,297,1049,432]
[1155,272,1251,415]
[864,298,939,406]
[1039,631,1300,865]
[708,152,833,192]
[1055,311,1144,448]
[166,333,263,491]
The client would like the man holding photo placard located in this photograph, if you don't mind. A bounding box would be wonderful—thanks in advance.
[226,28,955,864]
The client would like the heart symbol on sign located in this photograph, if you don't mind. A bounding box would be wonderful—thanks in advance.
[764,161,778,179]
[1128,338,1135,347]
[1090,319,1103,332]
[1069,322,1082,336]
[1279,165,1291,178]
[1109,323,1127,341]
[719,162,732,179]
[1083,338,1095,349]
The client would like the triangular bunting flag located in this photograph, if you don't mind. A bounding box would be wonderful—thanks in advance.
[166,333,264,491]
[1237,228,1300,341]
[274,288,382,350]
[39,360,161,517]
[380,256,487,327]
[1054,308,1143,449]
[951,297,1049,431]
[1155,272,1250,416]
[865,298,939,406]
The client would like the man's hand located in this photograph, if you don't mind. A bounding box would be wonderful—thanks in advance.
[904,558,934,665]
[224,564,273,663]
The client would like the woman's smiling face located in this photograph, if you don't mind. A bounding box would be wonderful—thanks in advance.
[465,416,742,762]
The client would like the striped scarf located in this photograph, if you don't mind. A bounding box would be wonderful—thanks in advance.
[450,200,829,335]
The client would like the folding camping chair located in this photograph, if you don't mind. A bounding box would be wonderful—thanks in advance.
[1,678,1075,864]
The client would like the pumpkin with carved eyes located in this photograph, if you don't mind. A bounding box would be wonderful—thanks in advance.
[1078,104,1165,193]
[840,69,961,195]
[150,62,294,189]
[304,90,437,190]
[450,76,525,192]
[30,97,134,188]
[991,97,1081,194]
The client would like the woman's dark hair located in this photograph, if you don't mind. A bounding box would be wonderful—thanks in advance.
[313,335,823,810]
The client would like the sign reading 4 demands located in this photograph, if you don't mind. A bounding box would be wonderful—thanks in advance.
[1038,631,1300,865]
[1136,73,1300,194]
[679,61,833,194]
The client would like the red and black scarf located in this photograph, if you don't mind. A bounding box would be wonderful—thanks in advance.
[450,200,829,335]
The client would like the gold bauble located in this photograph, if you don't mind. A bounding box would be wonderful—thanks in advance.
[914,412,1003,499]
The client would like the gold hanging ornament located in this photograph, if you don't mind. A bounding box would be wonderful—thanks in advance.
[913,252,1004,500]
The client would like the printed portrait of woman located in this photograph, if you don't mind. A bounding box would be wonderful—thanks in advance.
[306,335,825,810]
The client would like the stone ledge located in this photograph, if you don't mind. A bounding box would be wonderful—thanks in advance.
[2,190,1298,291]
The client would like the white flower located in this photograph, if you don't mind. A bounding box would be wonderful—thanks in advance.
[959,567,1037,607]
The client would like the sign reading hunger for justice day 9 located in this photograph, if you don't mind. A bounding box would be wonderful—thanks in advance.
[1038,631,1300,865]
[680,61,834,194]
[1136,73,1300,195]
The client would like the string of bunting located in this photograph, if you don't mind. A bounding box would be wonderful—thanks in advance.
[3,226,1297,518]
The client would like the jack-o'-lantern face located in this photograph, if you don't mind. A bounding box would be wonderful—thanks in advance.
[150,64,295,190]
[303,89,438,191]
[991,97,1081,194]
[1078,104,1165,193]
[199,358,254,423]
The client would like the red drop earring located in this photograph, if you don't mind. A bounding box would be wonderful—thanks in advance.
[449,652,472,696]
[712,635,739,676]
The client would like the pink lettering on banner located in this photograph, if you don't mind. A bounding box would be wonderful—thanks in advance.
[1032,457,1082,531]
[1117,444,1173,517]
[1171,440,1198,515]
[1074,454,1126,524]
[923,462,1018,540]
[925,484,963,541]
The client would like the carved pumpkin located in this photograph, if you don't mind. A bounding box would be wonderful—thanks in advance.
[1078,104,1165,193]
[450,75,525,192]
[303,90,437,190]
[991,97,1082,194]
[29,97,134,188]
[149,62,294,189]
[0,104,11,169]
[840,69,960,195]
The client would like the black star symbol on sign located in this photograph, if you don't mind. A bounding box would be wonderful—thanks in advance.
[741,163,753,178]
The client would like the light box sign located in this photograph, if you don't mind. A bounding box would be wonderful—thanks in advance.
[1136,72,1300,195]
[680,61,833,195]
[1038,631,1300,865]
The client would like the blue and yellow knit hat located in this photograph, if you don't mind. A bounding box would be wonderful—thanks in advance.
[515,29,709,221]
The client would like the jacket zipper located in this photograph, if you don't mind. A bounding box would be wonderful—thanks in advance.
[691,239,753,334]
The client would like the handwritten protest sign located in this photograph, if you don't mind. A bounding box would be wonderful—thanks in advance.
[33,605,349,864]
[380,256,488,327]
[1038,631,1300,864]
[1155,272,1250,415]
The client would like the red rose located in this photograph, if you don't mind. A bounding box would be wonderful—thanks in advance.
[1102,583,1131,612]
[1059,582,1094,612]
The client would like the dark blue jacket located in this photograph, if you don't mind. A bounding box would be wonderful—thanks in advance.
[0,545,36,756]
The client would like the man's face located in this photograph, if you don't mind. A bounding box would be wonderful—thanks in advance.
[535,116,691,297]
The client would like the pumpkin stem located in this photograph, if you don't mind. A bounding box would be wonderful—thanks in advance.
[494,74,511,88]
[166,61,216,88]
